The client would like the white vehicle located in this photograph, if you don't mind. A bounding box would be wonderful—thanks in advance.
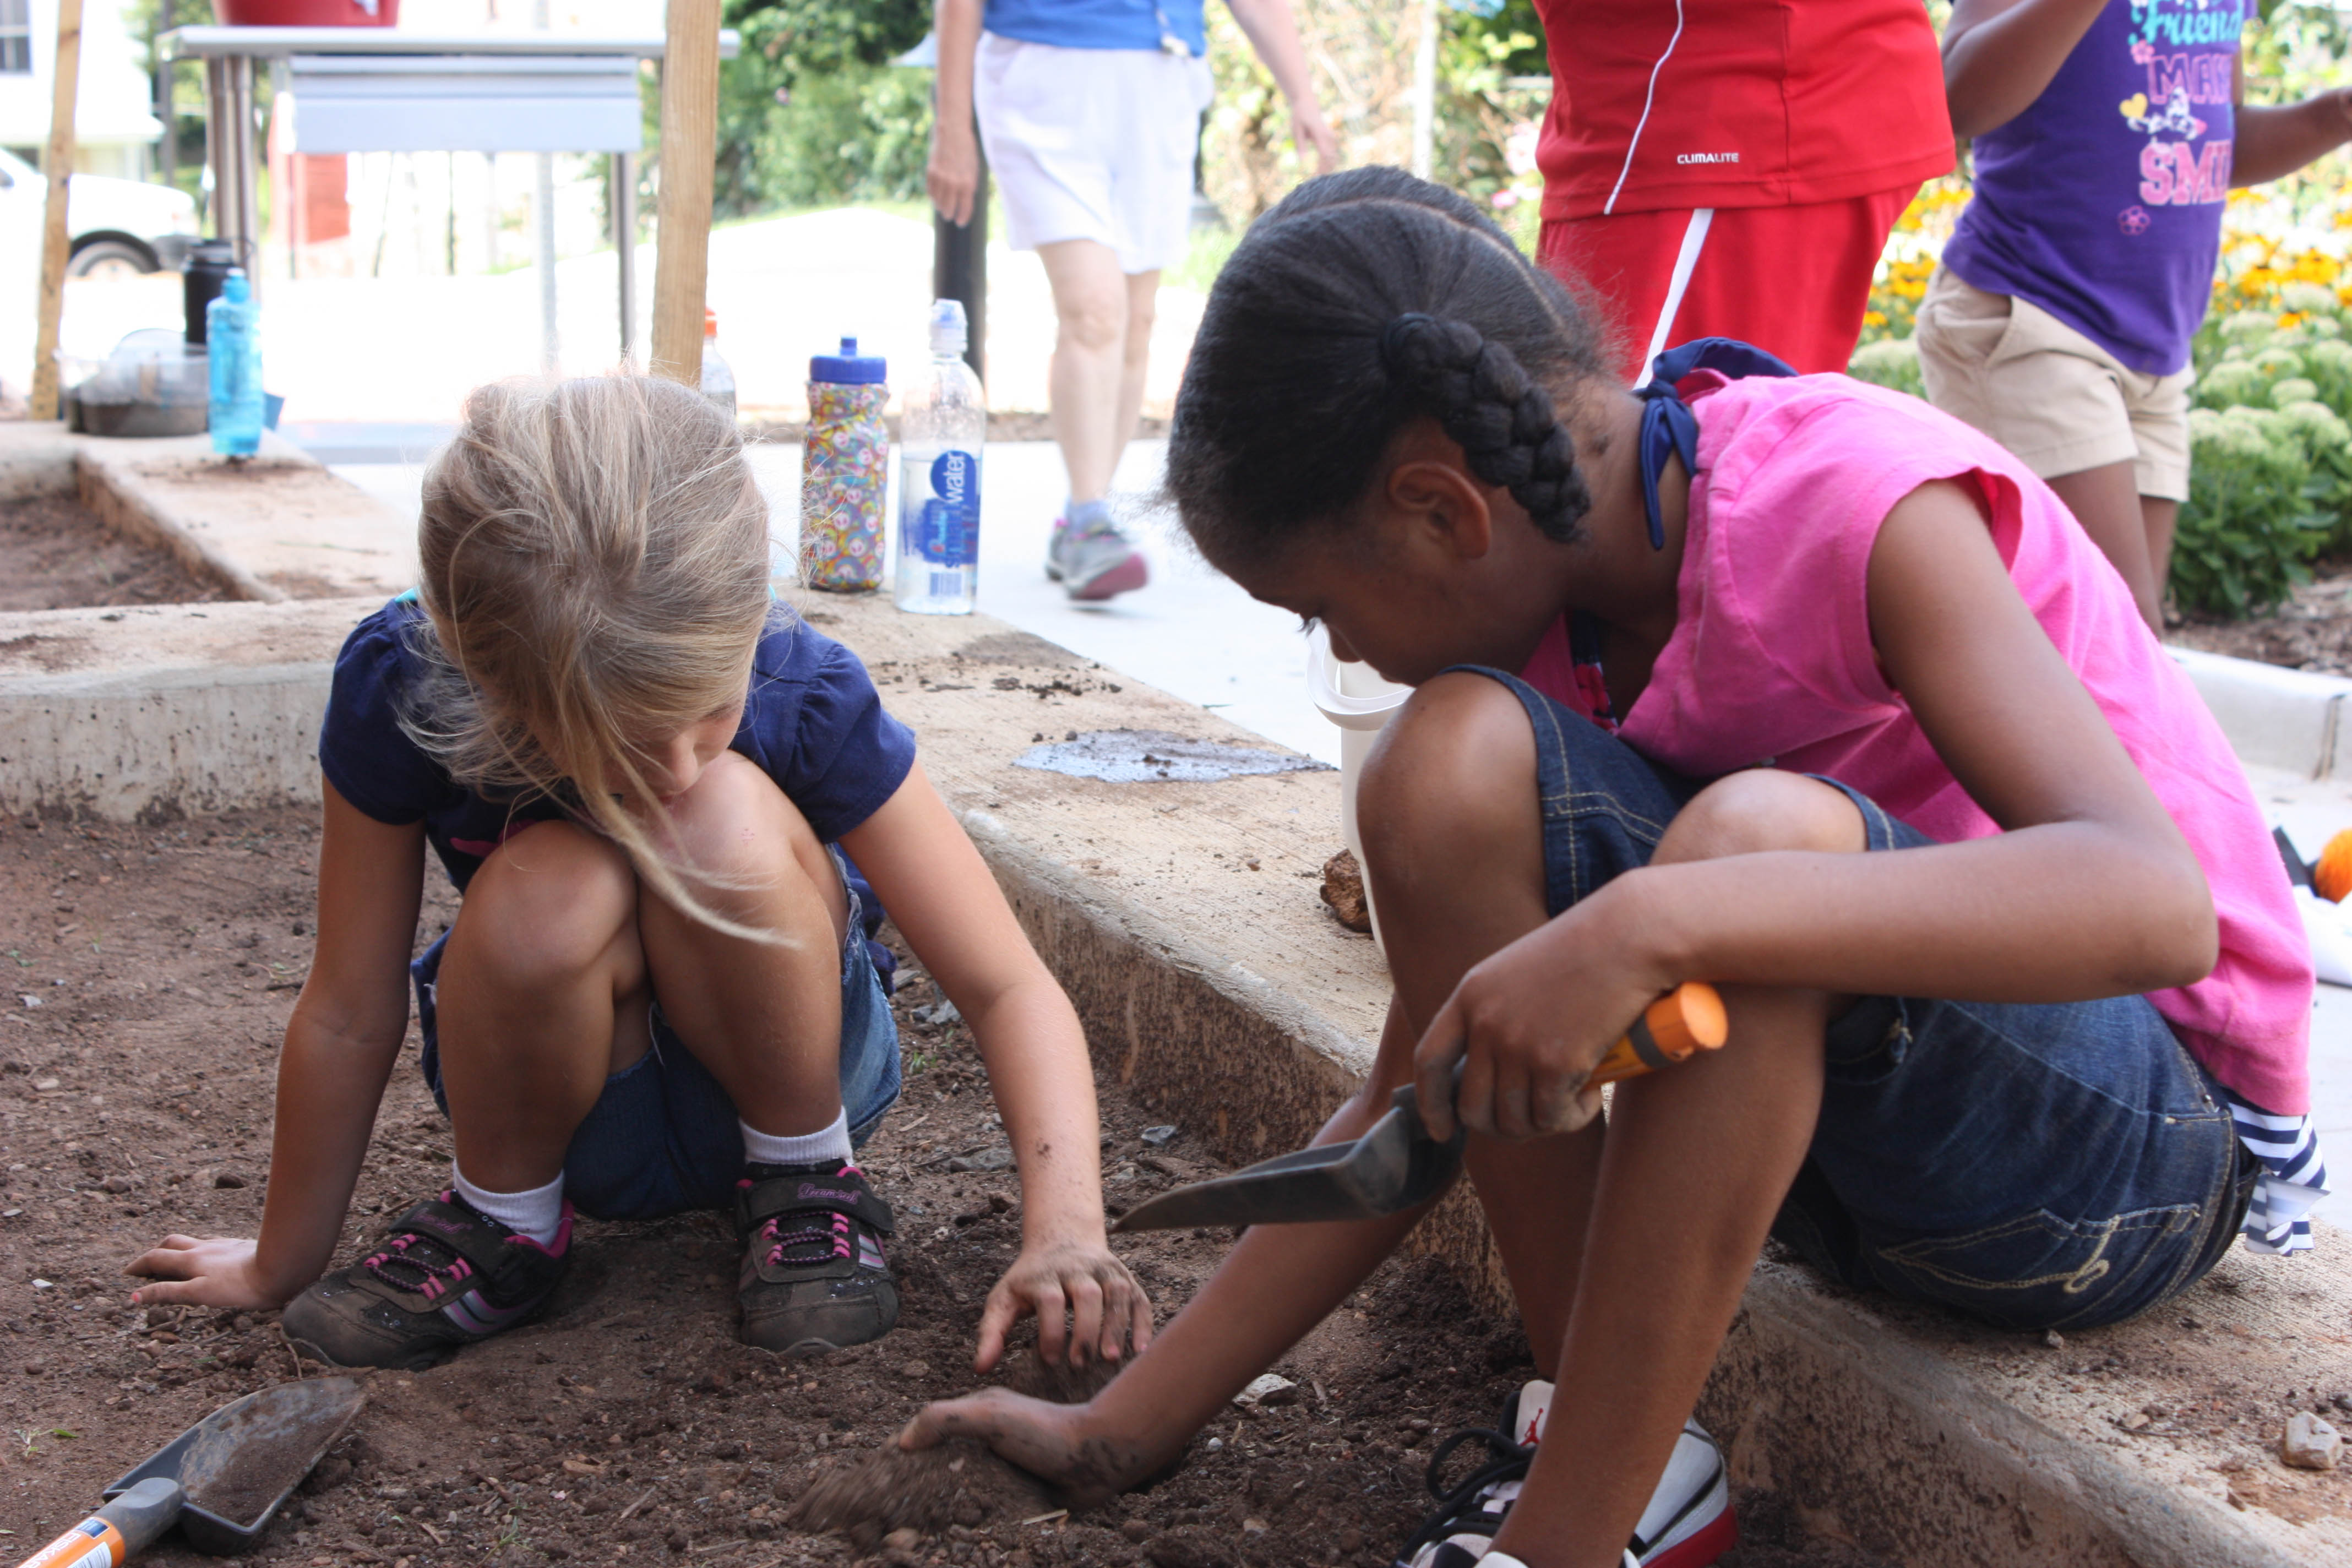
[0,147,199,279]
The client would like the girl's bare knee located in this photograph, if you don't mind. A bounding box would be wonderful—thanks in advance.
[1655,771,1866,865]
[1357,673,1538,880]
[451,823,636,986]
[661,750,823,876]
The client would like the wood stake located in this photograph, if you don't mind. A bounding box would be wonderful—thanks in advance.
[30,0,84,422]
[649,0,721,386]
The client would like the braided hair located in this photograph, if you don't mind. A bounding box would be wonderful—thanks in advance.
[1166,167,1611,571]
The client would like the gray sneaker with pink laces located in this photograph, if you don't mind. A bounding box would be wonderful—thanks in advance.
[732,1162,899,1357]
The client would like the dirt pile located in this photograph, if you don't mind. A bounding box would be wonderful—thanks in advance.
[0,808,1890,1567]
[0,493,224,612]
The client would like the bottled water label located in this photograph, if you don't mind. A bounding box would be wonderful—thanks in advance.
[906,449,981,568]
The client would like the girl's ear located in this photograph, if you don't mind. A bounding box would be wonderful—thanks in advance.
[1380,422,1498,562]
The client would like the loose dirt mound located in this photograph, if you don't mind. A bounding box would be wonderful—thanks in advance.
[0,809,1892,1566]
[0,493,224,611]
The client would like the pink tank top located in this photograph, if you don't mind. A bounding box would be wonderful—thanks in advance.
[1520,373,2312,1115]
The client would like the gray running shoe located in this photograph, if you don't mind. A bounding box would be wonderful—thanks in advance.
[1045,512,1150,601]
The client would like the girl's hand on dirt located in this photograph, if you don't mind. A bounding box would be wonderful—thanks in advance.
[123,1235,287,1310]
[976,1239,1153,1374]
[900,1387,1142,1507]
[1413,906,1668,1142]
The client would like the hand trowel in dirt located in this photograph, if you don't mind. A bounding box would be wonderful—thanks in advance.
[13,1376,368,1567]
[1112,983,1727,1234]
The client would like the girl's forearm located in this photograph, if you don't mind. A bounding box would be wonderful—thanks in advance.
[970,983,1109,1242]
[1086,1181,1423,1472]
[252,1010,406,1298]
[1942,0,2111,139]
[1626,822,2215,1006]
[2234,94,2352,187]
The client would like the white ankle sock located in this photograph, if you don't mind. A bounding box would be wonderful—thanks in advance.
[450,1166,565,1246]
[741,1107,852,1169]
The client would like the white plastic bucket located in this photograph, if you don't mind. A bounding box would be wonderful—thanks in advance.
[1306,624,1412,948]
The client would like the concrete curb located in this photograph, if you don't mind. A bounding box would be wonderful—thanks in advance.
[2168,644,2352,780]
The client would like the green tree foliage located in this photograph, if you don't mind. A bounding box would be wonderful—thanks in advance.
[715,0,934,216]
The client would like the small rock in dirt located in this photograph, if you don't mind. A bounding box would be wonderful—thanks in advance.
[1140,1125,1179,1146]
[883,1528,921,1550]
[213,1170,248,1190]
[1120,1519,1154,1544]
[1319,850,1373,934]
[99,1175,134,1194]
[945,1146,1014,1173]
[899,1360,931,1380]
[2042,1330,2064,1349]
[2282,1411,2342,1469]
[1233,1373,1293,1407]
[2335,1390,2352,1414]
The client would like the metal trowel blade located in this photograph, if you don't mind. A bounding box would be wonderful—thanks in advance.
[104,1375,368,1553]
[1113,1085,1463,1233]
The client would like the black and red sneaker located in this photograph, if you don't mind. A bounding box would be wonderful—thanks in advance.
[279,1191,572,1371]
[1395,1380,1735,1568]
[732,1162,898,1357]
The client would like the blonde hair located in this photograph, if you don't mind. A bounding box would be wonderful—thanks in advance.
[402,373,783,940]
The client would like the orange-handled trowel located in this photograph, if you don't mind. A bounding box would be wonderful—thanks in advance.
[13,1376,366,1566]
[1113,983,1726,1233]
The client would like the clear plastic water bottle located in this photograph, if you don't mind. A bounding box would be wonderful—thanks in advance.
[206,269,262,457]
[895,300,985,615]
[700,307,736,416]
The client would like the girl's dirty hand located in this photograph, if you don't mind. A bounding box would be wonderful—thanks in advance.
[976,1237,1153,1374]
[1413,902,1668,1142]
[900,1387,1145,1507]
[123,1234,287,1310]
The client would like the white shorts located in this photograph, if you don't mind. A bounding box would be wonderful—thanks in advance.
[972,32,1212,276]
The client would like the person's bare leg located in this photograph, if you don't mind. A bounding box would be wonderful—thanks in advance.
[1110,270,1160,465]
[638,752,851,1137]
[2143,494,2180,621]
[434,823,654,1193]
[1355,673,1611,1371]
[2046,460,2163,630]
[1490,769,1863,1567]
[1039,239,1133,505]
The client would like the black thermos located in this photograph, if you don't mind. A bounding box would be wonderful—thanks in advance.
[183,238,237,347]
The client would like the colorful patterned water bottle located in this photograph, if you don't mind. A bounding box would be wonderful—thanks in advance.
[799,337,890,591]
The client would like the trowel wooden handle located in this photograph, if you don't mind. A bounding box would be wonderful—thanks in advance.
[1587,983,1726,1089]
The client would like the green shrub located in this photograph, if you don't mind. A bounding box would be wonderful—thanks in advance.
[1845,337,1925,400]
[2173,405,2337,616]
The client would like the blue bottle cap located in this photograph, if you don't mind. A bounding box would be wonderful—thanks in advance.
[810,336,886,384]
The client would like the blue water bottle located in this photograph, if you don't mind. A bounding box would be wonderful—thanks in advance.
[206,270,262,456]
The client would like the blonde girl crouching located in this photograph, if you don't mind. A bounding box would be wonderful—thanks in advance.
[125,373,1149,1373]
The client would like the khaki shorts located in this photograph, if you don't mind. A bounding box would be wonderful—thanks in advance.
[1915,266,2192,503]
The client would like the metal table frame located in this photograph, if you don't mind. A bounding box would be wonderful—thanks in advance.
[159,26,738,357]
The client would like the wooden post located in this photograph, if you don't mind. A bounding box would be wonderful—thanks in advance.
[30,0,85,423]
[649,0,721,386]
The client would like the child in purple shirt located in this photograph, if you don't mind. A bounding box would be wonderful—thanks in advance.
[1920,0,2352,630]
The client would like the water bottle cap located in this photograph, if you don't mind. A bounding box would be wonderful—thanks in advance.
[221,270,250,302]
[929,298,968,355]
[704,307,718,338]
[810,336,886,384]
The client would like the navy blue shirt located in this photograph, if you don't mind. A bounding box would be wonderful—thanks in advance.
[320,598,918,895]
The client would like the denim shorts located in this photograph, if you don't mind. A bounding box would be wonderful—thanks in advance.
[412,851,901,1223]
[1473,666,2253,1332]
